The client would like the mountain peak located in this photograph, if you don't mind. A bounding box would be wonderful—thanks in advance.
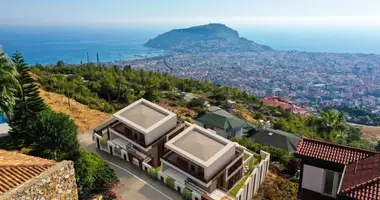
[144,23,272,53]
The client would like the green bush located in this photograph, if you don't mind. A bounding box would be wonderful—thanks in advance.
[74,148,118,199]
[26,110,79,161]
[100,137,108,146]
[148,168,158,179]
[114,146,121,155]
[182,187,192,200]
[166,177,175,189]
[187,98,205,108]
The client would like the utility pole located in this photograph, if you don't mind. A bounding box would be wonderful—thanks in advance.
[96,52,100,67]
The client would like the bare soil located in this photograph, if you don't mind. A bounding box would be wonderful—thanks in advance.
[39,89,111,134]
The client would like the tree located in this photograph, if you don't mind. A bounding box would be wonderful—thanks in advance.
[26,110,79,161]
[0,52,19,119]
[376,141,380,152]
[9,51,46,143]
[57,60,65,67]
[316,110,347,142]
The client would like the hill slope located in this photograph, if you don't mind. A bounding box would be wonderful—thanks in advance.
[144,23,272,53]
[39,89,111,134]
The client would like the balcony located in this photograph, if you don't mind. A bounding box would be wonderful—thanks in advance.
[110,122,146,147]
[162,150,207,182]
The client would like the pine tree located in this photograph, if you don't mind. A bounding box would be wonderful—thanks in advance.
[9,51,46,143]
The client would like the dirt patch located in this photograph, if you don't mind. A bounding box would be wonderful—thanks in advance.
[360,125,380,144]
[156,102,196,117]
[39,89,111,134]
[233,108,257,124]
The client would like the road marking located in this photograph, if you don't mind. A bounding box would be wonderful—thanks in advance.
[78,137,175,200]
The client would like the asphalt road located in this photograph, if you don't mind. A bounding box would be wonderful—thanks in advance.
[78,133,182,200]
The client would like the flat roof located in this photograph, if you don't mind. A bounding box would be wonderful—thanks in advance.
[173,129,225,161]
[113,98,176,134]
[119,102,167,129]
[166,124,235,167]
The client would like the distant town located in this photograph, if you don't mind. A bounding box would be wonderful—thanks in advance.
[122,51,380,118]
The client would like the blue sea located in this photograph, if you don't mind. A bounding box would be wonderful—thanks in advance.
[1,25,379,65]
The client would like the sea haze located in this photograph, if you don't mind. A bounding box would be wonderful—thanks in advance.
[0,24,379,64]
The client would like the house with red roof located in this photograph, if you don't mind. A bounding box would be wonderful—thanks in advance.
[260,96,310,117]
[295,138,380,200]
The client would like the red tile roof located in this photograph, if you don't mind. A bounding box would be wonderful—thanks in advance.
[295,138,376,165]
[0,149,55,195]
[340,154,380,199]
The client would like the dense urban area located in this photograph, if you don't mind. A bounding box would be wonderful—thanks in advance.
[122,51,380,125]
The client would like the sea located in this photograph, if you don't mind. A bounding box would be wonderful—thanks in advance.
[1,24,380,65]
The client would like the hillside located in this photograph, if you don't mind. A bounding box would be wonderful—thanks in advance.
[144,23,272,53]
[39,89,111,134]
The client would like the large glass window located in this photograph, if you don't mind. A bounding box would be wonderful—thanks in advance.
[323,170,334,195]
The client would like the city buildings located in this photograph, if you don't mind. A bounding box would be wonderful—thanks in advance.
[0,149,77,199]
[295,138,380,200]
[94,98,270,200]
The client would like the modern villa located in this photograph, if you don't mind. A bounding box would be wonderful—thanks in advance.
[162,124,244,194]
[93,98,186,169]
[94,99,270,200]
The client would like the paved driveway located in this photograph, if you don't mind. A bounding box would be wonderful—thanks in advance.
[78,133,182,200]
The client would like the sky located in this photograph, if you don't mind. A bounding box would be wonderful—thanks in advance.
[1,0,380,28]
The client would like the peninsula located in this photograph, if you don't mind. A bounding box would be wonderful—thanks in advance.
[144,23,272,53]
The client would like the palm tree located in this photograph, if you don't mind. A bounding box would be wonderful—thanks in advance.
[0,52,19,119]
[316,109,347,142]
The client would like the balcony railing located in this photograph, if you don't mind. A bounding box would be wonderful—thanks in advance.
[162,150,207,182]
[110,123,146,147]
[185,179,208,195]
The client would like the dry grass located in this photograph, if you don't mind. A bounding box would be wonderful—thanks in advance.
[233,108,258,124]
[39,89,111,134]
[360,125,380,144]
[156,102,196,117]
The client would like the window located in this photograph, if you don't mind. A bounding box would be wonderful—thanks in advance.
[323,170,334,195]
[191,165,195,171]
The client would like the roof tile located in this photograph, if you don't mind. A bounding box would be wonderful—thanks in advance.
[0,149,55,195]
[295,138,376,165]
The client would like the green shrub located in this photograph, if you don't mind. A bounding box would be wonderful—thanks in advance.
[26,110,79,161]
[75,148,118,199]
[100,137,108,146]
[182,187,192,200]
[187,98,205,108]
[114,146,121,155]
[166,177,175,189]
[148,168,158,179]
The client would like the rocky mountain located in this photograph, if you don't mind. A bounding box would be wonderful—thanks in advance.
[144,23,272,53]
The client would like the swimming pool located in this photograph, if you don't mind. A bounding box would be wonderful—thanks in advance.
[0,115,5,124]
